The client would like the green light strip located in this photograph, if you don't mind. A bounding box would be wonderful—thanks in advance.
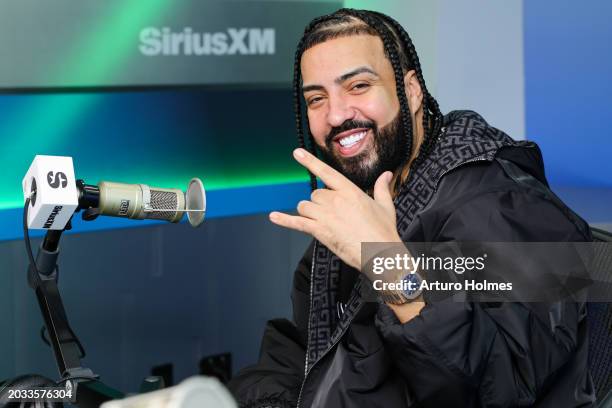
[0,172,309,211]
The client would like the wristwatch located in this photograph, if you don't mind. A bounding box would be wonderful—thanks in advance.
[380,272,423,305]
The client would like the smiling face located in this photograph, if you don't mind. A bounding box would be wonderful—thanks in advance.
[301,34,422,190]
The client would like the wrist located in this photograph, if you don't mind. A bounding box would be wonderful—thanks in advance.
[386,296,425,324]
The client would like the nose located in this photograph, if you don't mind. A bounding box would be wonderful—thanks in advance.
[326,94,356,128]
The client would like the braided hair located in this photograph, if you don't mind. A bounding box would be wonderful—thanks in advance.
[293,8,444,191]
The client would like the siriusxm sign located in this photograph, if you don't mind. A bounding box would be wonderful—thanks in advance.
[140,27,275,56]
[0,1,341,89]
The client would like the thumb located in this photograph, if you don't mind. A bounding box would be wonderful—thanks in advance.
[373,171,395,213]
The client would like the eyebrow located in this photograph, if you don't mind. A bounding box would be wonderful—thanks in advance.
[302,66,379,93]
[336,66,378,83]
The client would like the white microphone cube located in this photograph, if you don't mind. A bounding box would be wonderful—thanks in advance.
[22,155,78,230]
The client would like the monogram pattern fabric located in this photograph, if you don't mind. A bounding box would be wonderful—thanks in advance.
[307,243,341,363]
[305,111,531,370]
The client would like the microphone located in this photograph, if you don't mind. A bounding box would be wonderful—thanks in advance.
[22,155,206,230]
[95,179,206,226]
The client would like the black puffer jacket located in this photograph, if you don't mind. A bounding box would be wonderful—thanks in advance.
[229,111,595,407]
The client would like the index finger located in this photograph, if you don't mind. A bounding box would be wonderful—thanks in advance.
[293,148,353,191]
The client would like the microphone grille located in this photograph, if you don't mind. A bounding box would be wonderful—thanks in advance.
[149,189,179,221]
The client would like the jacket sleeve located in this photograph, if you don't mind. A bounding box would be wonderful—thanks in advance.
[227,241,313,408]
[375,188,593,407]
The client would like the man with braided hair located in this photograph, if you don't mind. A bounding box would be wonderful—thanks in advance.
[228,9,594,407]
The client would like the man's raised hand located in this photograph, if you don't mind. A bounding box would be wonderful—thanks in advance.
[269,148,401,270]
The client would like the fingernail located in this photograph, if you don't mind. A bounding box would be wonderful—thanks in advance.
[294,148,306,159]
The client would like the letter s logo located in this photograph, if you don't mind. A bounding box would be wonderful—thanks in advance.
[47,171,68,189]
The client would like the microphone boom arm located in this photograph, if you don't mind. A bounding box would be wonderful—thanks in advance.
[28,225,126,406]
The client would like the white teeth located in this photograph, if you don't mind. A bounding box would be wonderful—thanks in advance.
[338,131,366,147]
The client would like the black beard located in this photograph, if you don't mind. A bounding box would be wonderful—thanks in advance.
[316,114,407,191]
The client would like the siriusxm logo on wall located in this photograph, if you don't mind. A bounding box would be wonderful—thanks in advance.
[139,27,275,56]
[0,0,341,89]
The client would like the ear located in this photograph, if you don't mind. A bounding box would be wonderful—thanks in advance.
[403,70,423,115]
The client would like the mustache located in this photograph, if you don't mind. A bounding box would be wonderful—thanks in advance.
[325,119,376,145]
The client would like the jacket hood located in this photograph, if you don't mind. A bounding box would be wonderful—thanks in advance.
[444,110,548,186]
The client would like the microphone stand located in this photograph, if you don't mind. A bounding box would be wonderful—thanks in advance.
[25,180,128,406]
[27,222,125,406]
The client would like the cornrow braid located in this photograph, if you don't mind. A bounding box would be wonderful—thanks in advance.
[292,35,316,190]
[369,11,445,170]
[293,13,340,190]
[293,8,445,191]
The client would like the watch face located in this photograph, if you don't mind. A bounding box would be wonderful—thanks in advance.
[401,273,422,298]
